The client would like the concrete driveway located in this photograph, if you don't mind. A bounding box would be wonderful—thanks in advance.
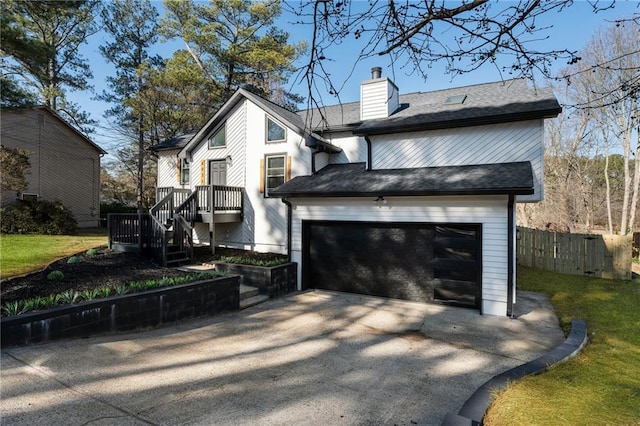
[1,290,564,426]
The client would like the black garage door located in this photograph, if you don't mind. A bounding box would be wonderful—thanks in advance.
[302,221,482,309]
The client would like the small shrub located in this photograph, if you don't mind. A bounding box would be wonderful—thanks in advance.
[0,199,77,234]
[85,248,98,256]
[47,270,64,280]
[97,286,111,298]
[67,256,81,264]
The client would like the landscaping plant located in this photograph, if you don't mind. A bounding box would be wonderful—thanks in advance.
[47,270,64,280]
[1,272,223,317]
[220,255,288,267]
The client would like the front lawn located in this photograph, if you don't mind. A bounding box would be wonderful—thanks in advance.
[484,266,640,425]
[0,233,107,279]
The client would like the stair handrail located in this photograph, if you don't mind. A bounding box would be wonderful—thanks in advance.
[148,191,174,265]
[147,212,168,266]
[150,190,175,226]
[175,190,198,223]
[173,213,194,263]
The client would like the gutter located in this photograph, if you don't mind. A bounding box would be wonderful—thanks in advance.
[270,188,535,199]
[354,107,563,137]
[365,136,372,171]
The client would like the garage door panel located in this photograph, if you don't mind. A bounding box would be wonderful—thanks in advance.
[308,224,435,301]
[433,279,478,306]
[304,221,481,309]
[434,259,478,282]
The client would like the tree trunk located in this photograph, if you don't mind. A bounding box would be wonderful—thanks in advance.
[604,151,614,234]
[627,122,640,233]
[620,130,632,234]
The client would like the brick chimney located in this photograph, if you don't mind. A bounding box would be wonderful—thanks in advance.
[360,67,399,121]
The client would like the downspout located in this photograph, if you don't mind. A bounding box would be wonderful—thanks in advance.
[281,197,292,262]
[507,194,515,318]
[365,136,372,171]
[311,150,318,174]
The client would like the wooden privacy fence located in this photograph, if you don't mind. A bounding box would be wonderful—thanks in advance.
[517,227,633,280]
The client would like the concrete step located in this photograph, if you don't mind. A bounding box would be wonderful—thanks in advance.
[240,284,259,300]
[239,294,270,310]
[176,264,216,273]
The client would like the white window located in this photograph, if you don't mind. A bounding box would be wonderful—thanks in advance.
[21,193,38,202]
[208,124,226,148]
[266,117,286,143]
[265,154,286,197]
[180,159,190,185]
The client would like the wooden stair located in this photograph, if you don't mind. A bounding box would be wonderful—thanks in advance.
[165,244,190,266]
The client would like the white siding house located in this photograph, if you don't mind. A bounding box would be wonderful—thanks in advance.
[1,106,106,227]
[154,73,561,316]
[153,89,316,254]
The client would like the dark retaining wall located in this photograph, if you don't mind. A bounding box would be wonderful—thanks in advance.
[1,276,240,347]
[214,262,297,297]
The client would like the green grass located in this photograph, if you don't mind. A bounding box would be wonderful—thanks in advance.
[0,233,107,279]
[484,267,640,425]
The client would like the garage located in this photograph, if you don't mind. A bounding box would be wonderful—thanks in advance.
[302,221,482,309]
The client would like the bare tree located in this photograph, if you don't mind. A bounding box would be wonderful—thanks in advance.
[285,1,588,108]
[563,21,640,234]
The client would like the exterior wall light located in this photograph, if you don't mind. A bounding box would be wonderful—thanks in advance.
[374,196,387,204]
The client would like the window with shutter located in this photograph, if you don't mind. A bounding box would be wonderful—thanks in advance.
[180,159,190,185]
[264,154,287,197]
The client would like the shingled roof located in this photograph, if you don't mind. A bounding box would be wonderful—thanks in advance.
[270,161,535,198]
[152,133,196,151]
[298,78,561,135]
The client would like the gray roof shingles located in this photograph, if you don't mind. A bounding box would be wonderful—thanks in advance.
[271,161,534,198]
[298,78,560,135]
[152,133,196,151]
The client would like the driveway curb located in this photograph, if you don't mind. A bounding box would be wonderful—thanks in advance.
[442,318,588,426]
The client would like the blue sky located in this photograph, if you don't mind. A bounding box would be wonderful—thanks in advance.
[69,1,639,155]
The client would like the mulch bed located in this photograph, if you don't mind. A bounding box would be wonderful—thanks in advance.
[1,246,285,305]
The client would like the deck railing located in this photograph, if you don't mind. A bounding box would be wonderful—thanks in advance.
[107,213,152,250]
[213,185,243,212]
[109,186,244,265]
[156,187,190,205]
[160,185,244,214]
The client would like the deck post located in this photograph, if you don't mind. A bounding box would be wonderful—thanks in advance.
[210,184,215,255]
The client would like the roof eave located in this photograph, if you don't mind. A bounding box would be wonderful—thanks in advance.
[271,187,534,198]
[353,107,562,136]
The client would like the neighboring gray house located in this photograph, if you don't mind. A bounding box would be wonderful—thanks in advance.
[150,72,561,316]
[1,106,106,228]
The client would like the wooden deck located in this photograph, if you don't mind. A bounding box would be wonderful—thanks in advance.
[108,185,244,265]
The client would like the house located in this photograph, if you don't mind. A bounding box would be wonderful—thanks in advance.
[1,106,106,228]
[149,71,561,316]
